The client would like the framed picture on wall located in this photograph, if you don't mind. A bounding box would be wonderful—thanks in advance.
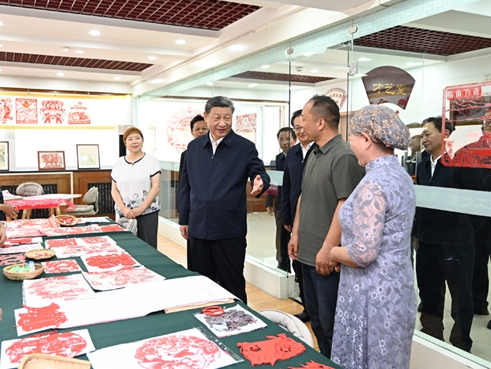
[76,144,100,169]
[0,141,9,171]
[38,151,65,171]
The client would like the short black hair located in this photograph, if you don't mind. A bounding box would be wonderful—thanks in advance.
[424,116,453,133]
[307,95,340,129]
[190,114,205,131]
[277,127,296,140]
[291,109,302,127]
[204,96,235,114]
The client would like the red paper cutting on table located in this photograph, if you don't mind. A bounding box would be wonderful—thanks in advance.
[25,275,93,301]
[100,224,125,233]
[6,330,87,364]
[85,253,137,269]
[43,259,81,273]
[237,333,306,366]
[289,360,335,369]
[17,303,67,332]
[134,334,222,369]
[46,238,78,248]
[0,253,25,266]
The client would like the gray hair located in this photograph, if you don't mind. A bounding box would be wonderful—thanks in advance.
[204,96,235,114]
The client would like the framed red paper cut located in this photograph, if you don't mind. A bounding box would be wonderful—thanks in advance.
[38,151,65,170]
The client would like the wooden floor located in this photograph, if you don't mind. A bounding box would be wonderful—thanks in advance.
[157,234,319,351]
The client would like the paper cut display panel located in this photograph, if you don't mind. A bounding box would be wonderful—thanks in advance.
[45,236,122,258]
[23,274,95,306]
[194,304,267,338]
[442,81,491,168]
[82,266,164,291]
[87,328,240,369]
[0,329,95,369]
[42,259,82,274]
[5,218,59,238]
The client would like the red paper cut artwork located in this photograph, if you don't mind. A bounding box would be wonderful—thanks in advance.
[68,101,91,124]
[0,98,13,124]
[166,106,203,152]
[83,267,162,291]
[15,98,38,124]
[43,259,81,273]
[289,361,335,369]
[4,237,37,246]
[46,238,78,248]
[236,113,257,144]
[42,224,102,236]
[82,236,110,244]
[0,253,25,266]
[135,334,222,369]
[100,224,125,233]
[85,253,138,270]
[40,99,65,124]
[6,330,87,364]
[17,303,68,332]
[6,218,59,238]
[237,333,306,366]
[24,275,94,302]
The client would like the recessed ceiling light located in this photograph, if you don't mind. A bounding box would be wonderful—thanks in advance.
[148,56,157,60]
[358,57,372,62]
[260,65,270,69]
[175,39,186,45]
[0,21,4,26]
[75,50,85,54]
[89,30,101,36]
[0,44,3,47]
[114,76,121,80]
[62,47,70,52]
[0,69,2,72]
[248,83,258,88]
[229,44,245,52]
[303,51,317,57]
[150,78,165,84]
[57,72,64,77]
[311,69,319,73]
[407,61,423,66]
[206,82,214,86]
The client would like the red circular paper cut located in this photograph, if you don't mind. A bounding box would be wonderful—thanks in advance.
[135,334,221,369]
[27,276,91,300]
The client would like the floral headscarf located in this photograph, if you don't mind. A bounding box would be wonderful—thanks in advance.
[350,105,410,150]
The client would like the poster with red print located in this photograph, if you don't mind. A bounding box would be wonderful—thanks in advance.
[0,98,13,124]
[42,260,82,274]
[15,98,37,124]
[82,266,164,291]
[87,328,240,369]
[80,252,140,272]
[236,113,257,144]
[40,100,65,124]
[0,329,95,369]
[22,274,95,306]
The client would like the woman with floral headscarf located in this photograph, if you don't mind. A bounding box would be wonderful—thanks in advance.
[330,105,416,369]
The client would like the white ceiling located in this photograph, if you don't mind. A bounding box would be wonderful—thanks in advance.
[0,0,490,95]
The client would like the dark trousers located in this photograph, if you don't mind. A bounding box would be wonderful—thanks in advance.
[292,260,306,304]
[274,210,291,272]
[189,236,247,304]
[473,218,491,312]
[416,242,474,352]
[301,263,340,358]
[136,211,159,249]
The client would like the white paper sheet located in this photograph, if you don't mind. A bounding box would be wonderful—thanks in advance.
[195,304,267,338]
[82,266,164,291]
[0,243,43,254]
[0,329,95,369]
[87,328,239,369]
[14,276,237,335]
[76,217,111,223]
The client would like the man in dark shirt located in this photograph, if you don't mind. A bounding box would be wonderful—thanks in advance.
[416,117,485,352]
[179,96,270,303]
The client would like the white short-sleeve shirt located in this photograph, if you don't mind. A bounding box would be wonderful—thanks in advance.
[111,153,161,217]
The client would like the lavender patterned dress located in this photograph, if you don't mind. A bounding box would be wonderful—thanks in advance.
[332,155,416,369]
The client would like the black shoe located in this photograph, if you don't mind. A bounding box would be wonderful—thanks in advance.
[487,320,491,330]
[294,310,310,323]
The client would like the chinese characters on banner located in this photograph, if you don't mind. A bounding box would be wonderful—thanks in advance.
[361,66,415,109]
[441,81,491,168]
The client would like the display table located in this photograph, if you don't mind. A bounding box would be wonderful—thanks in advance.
[5,197,76,219]
[0,229,342,368]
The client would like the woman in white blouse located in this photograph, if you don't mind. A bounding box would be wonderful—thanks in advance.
[111,127,161,248]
